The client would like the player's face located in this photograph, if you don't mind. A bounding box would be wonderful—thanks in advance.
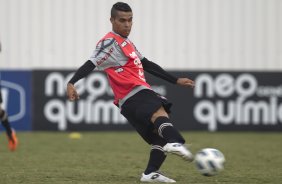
[111,11,133,38]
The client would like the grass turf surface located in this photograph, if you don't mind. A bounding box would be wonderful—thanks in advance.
[0,131,281,184]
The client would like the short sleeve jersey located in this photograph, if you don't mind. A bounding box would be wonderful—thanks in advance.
[89,32,151,105]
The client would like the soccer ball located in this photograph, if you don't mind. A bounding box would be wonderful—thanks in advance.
[194,148,225,176]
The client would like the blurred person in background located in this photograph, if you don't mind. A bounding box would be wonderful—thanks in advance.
[67,2,194,183]
[0,41,18,151]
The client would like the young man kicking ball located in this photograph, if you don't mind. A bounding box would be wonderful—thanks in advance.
[67,2,195,182]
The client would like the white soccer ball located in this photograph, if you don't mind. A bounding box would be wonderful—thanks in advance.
[194,148,225,176]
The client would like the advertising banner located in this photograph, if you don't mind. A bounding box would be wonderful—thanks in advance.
[33,70,130,131]
[163,71,282,131]
[32,70,282,131]
[0,71,32,130]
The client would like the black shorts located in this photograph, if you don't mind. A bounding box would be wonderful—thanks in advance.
[121,89,172,144]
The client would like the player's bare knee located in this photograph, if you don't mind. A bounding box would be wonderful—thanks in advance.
[151,106,168,123]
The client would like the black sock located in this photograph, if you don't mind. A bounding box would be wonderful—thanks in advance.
[144,145,166,175]
[153,116,185,144]
[0,110,12,137]
[144,135,167,175]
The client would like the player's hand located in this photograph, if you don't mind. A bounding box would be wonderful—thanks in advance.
[176,78,195,88]
[67,83,80,101]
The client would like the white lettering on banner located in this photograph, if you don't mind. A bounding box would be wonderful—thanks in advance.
[43,72,127,131]
[195,73,257,98]
[92,100,126,124]
[45,72,65,96]
[194,73,282,131]
[257,86,282,97]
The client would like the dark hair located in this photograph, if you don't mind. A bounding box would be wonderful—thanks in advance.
[111,2,132,18]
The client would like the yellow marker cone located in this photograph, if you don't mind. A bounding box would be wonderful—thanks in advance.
[69,132,82,139]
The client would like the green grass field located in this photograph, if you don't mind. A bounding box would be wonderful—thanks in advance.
[0,131,281,184]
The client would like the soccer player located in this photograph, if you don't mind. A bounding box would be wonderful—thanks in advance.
[67,2,195,183]
[0,42,18,151]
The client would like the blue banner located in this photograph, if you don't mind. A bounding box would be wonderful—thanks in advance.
[0,71,32,131]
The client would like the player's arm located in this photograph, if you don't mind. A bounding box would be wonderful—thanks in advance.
[67,38,115,100]
[67,60,96,101]
[141,57,194,88]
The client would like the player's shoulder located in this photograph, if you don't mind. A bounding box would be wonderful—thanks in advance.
[97,38,115,46]
[96,37,116,49]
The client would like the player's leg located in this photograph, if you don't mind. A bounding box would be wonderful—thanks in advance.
[128,89,186,145]
[130,121,176,183]
[140,133,176,183]
[144,139,167,174]
[150,107,193,161]
[124,89,193,161]
[137,127,167,175]
[151,106,185,143]
[0,105,18,151]
[120,114,168,175]
[121,93,175,182]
